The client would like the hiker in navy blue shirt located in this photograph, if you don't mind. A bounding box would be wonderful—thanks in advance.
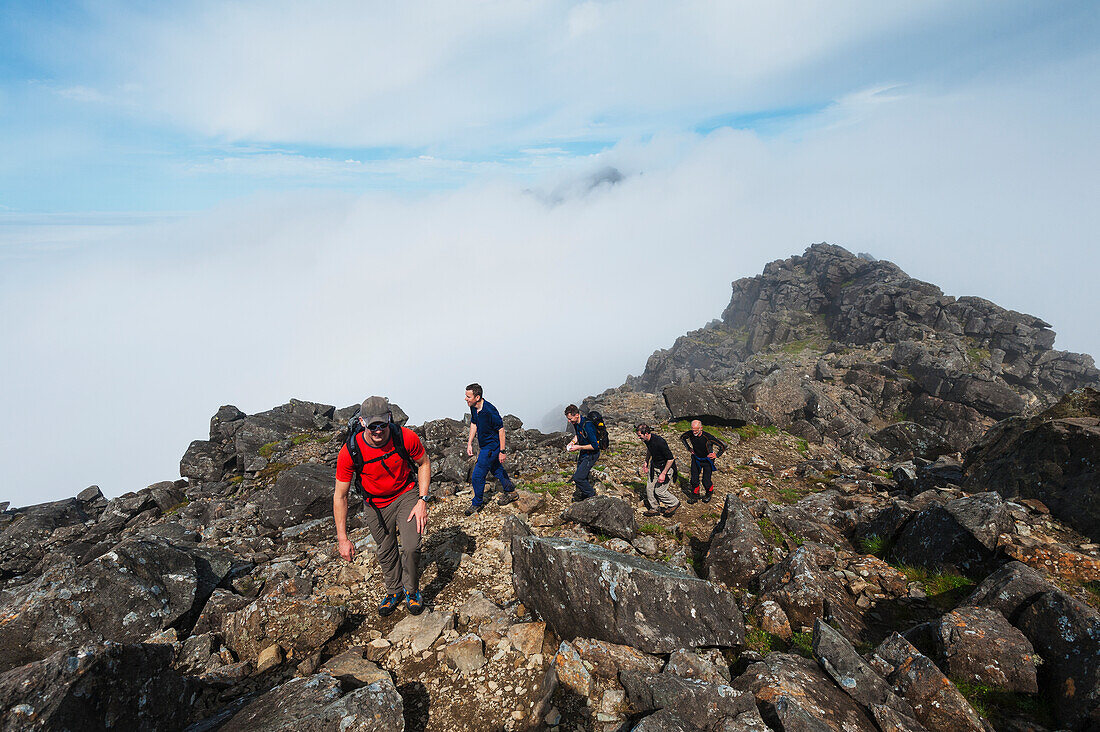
[564,404,599,501]
[464,383,517,515]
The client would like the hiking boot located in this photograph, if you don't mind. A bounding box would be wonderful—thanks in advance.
[662,504,680,517]
[406,591,425,616]
[643,509,661,517]
[464,504,484,516]
[498,491,518,506]
[378,589,406,617]
[702,490,713,504]
[571,494,592,503]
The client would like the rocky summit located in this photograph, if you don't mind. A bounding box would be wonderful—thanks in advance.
[2,243,1100,731]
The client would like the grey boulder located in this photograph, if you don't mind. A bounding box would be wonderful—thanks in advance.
[512,536,744,654]
[561,496,637,541]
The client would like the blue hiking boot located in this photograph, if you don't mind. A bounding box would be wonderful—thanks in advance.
[378,589,406,617]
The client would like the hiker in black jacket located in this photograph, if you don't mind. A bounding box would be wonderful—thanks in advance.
[680,420,727,503]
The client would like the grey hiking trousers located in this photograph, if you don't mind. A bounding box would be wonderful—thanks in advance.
[645,472,680,510]
[363,486,421,596]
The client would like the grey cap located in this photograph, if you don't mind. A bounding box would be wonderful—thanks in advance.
[359,396,392,426]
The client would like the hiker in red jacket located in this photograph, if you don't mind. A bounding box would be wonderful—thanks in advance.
[333,396,431,617]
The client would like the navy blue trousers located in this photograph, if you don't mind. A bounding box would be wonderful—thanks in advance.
[572,451,599,498]
[471,446,515,506]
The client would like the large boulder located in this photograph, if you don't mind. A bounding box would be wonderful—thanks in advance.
[0,538,227,672]
[870,633,985,732]
[180,439,234,482]
[512,536,744,653]
[731,653,879,732]
[560,496,637,541]
[662,384,768,426]
[704,495,771,589]
[1016,590,1100,729]
[887,492,1012,577]
[932,606,1038,693]
[961,560,1055,620]
[223,589,347,663]
[965,387,1100,541]
[254,464,352,530]
[219,673,404,732]
[0,642,192,731]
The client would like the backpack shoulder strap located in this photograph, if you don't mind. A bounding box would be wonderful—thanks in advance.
[388,423,419,477]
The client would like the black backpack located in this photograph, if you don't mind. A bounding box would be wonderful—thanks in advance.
[586,410,610,451]
[345,414,417,503]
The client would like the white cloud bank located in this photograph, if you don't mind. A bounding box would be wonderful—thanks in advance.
[2,52,1098,507]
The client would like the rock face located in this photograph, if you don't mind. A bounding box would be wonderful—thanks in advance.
[732,653,879,732]
[0,642,192,731]
[223,589,347,662]
[255,464,352,530]
[560,496,638,541]
[0,537,228,672]
[965,387,1100,541]
[512,536,744,653]
[871,634,985,732]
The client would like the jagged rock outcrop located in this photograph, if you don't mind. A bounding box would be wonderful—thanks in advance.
[965,387,1100,541]
[599,244,1099,459]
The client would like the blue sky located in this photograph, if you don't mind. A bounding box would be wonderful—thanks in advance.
[2,1,1099,505]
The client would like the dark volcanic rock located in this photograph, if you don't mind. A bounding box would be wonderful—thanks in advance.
[872,421,954,460]
[731,653,878,732]
[1016,590,1100,729]
[932,606,1038,693]
[181,439,235,483]
[871,633,985,732]
[223,590,347,663]
[811,620,916,720]
[620,670,756,730]
[965,387,1100,541]
[219,672,404,732]
[255,463,351,530]
[962,560,1055,620]
[0,496,97,581]
[888,491,1012,577]
[512,536,744,653]
[0,642,192,731]
[0,538,223,673]
[662,383,768,426]
[560,496,637,541]
[704,494,771,589]
[757,543,864,641]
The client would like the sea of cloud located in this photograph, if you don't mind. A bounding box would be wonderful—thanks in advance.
[3,57,1099,507]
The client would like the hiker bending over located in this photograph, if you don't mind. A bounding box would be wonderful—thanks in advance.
[680,419,727,504]
[564,405,600,502]
[635,424,680,517]
[334,396,431,617]
[464,383,518,516]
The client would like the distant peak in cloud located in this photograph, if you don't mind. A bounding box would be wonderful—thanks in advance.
[527,165,627,206]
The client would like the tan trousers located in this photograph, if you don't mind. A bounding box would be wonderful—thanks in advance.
[646,472,680,510]
[362,486,421,596]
